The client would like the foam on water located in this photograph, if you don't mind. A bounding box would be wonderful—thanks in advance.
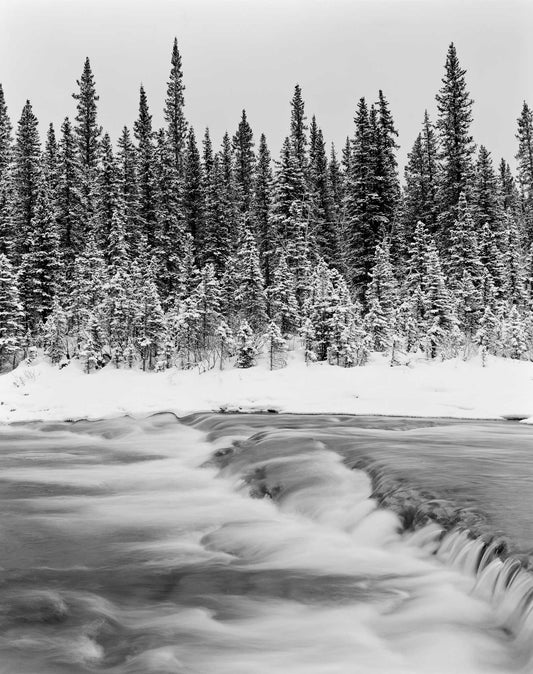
[0,414,526,673]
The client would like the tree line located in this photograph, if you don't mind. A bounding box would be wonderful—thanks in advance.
[0,40,532,373]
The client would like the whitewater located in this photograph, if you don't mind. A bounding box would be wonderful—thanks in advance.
[0,412,532,673]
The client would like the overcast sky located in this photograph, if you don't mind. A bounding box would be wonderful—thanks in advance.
[1,0,532,170]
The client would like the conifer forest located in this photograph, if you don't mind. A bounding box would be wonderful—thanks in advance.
[0,39,532,374]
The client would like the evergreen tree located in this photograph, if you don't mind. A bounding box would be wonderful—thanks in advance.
[268,251,299,335]
[73,58,101,234]
[516,101,533,218]
[290,84,308,179]
[235,319,256,368]
[472,145,503,233]
[344,97,381,290]
[135,269,166,370]
[57,117,83,260]
[499,158,520,214]
[43,123,60,196]
[446,192,483,291]
[97,133,120,255]
[164,37,187,174]
[0,85,14,256]
[252,133,275,286]
[375,90,400,230]
[365,241,398,348]
[68,233,107,346]
[191,263,221,350]
[266,320,287,370]
[0,253,23,367]
[308,119,337,264]
[502,214,527,306]
[19,177,62,331]
[270,136,307,246]
[117,126,142,254]
[232,109,255,214]
[134,85,158,248]
[12,100,41,258]
[424,240,457,358]
[183,127,204,249]
[403,111,439,233]
[505,305,528,359]
[153,128,188,299]
[0,84,12,180]
[43,298,68,364]
[233,226,268,331]
[436,43,475,240]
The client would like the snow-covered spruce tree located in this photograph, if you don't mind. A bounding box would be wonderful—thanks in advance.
[232,109,255,215]
[436,43,475,242]
[153,128,189,300]
[191,263,221,351]
[72,58,102,235]
[474,305,500,363]
[446,193,483,292]
[289,84,308,181]
[97,263,136,360]
[365,241,398,350]
[504,305,528,360]
[43,123,59,198]
[233,226,268,332]
[343,97,384,293]
[202,137,238,273]
[18,176,62,332]
[252,133,275,287]
[0,253,23,368]
[215,319,235,370]
[68,233,107,348]
[267,251,299,336]
[12,100,41,259]
[266,320,287,370]
[165,37,187,175]
[43,298,68,364]
[516,101,533,227]
[305,260,336,361]
[135,268,166,371]
[501,214,527,307]
[478,221,506,300]
[0,84,12,184]
[308,117,338,266]
[57,117,83,262]
[499,158,520,215]
[167,294,200,368]
[0,85,12,255]
[183,127,204,252]
[299,315,317,364]
[374,90,400,234]
[403,111,439,236]
[472,146,503,233]
[235,319,257,368]
[134,85,158,250]
[117,126,142,255]
[424,240,458,358]
[97,133,120,257]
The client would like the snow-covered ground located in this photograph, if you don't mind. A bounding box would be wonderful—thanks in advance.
[0,349,532,424]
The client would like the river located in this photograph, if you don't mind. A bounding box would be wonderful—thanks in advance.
[0,412,532,673]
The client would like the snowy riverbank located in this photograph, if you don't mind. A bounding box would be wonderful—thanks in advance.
[0,350,532,424]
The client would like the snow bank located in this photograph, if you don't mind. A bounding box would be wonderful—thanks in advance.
[0,350,532,424]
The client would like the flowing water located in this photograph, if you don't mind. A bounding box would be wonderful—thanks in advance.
[0,412,533,673]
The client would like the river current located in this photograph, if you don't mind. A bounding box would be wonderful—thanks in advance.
[0,412,532,673]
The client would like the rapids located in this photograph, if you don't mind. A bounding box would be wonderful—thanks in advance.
[0,412,532,673]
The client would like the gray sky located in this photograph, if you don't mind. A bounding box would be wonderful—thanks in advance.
[1,0,532,171]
